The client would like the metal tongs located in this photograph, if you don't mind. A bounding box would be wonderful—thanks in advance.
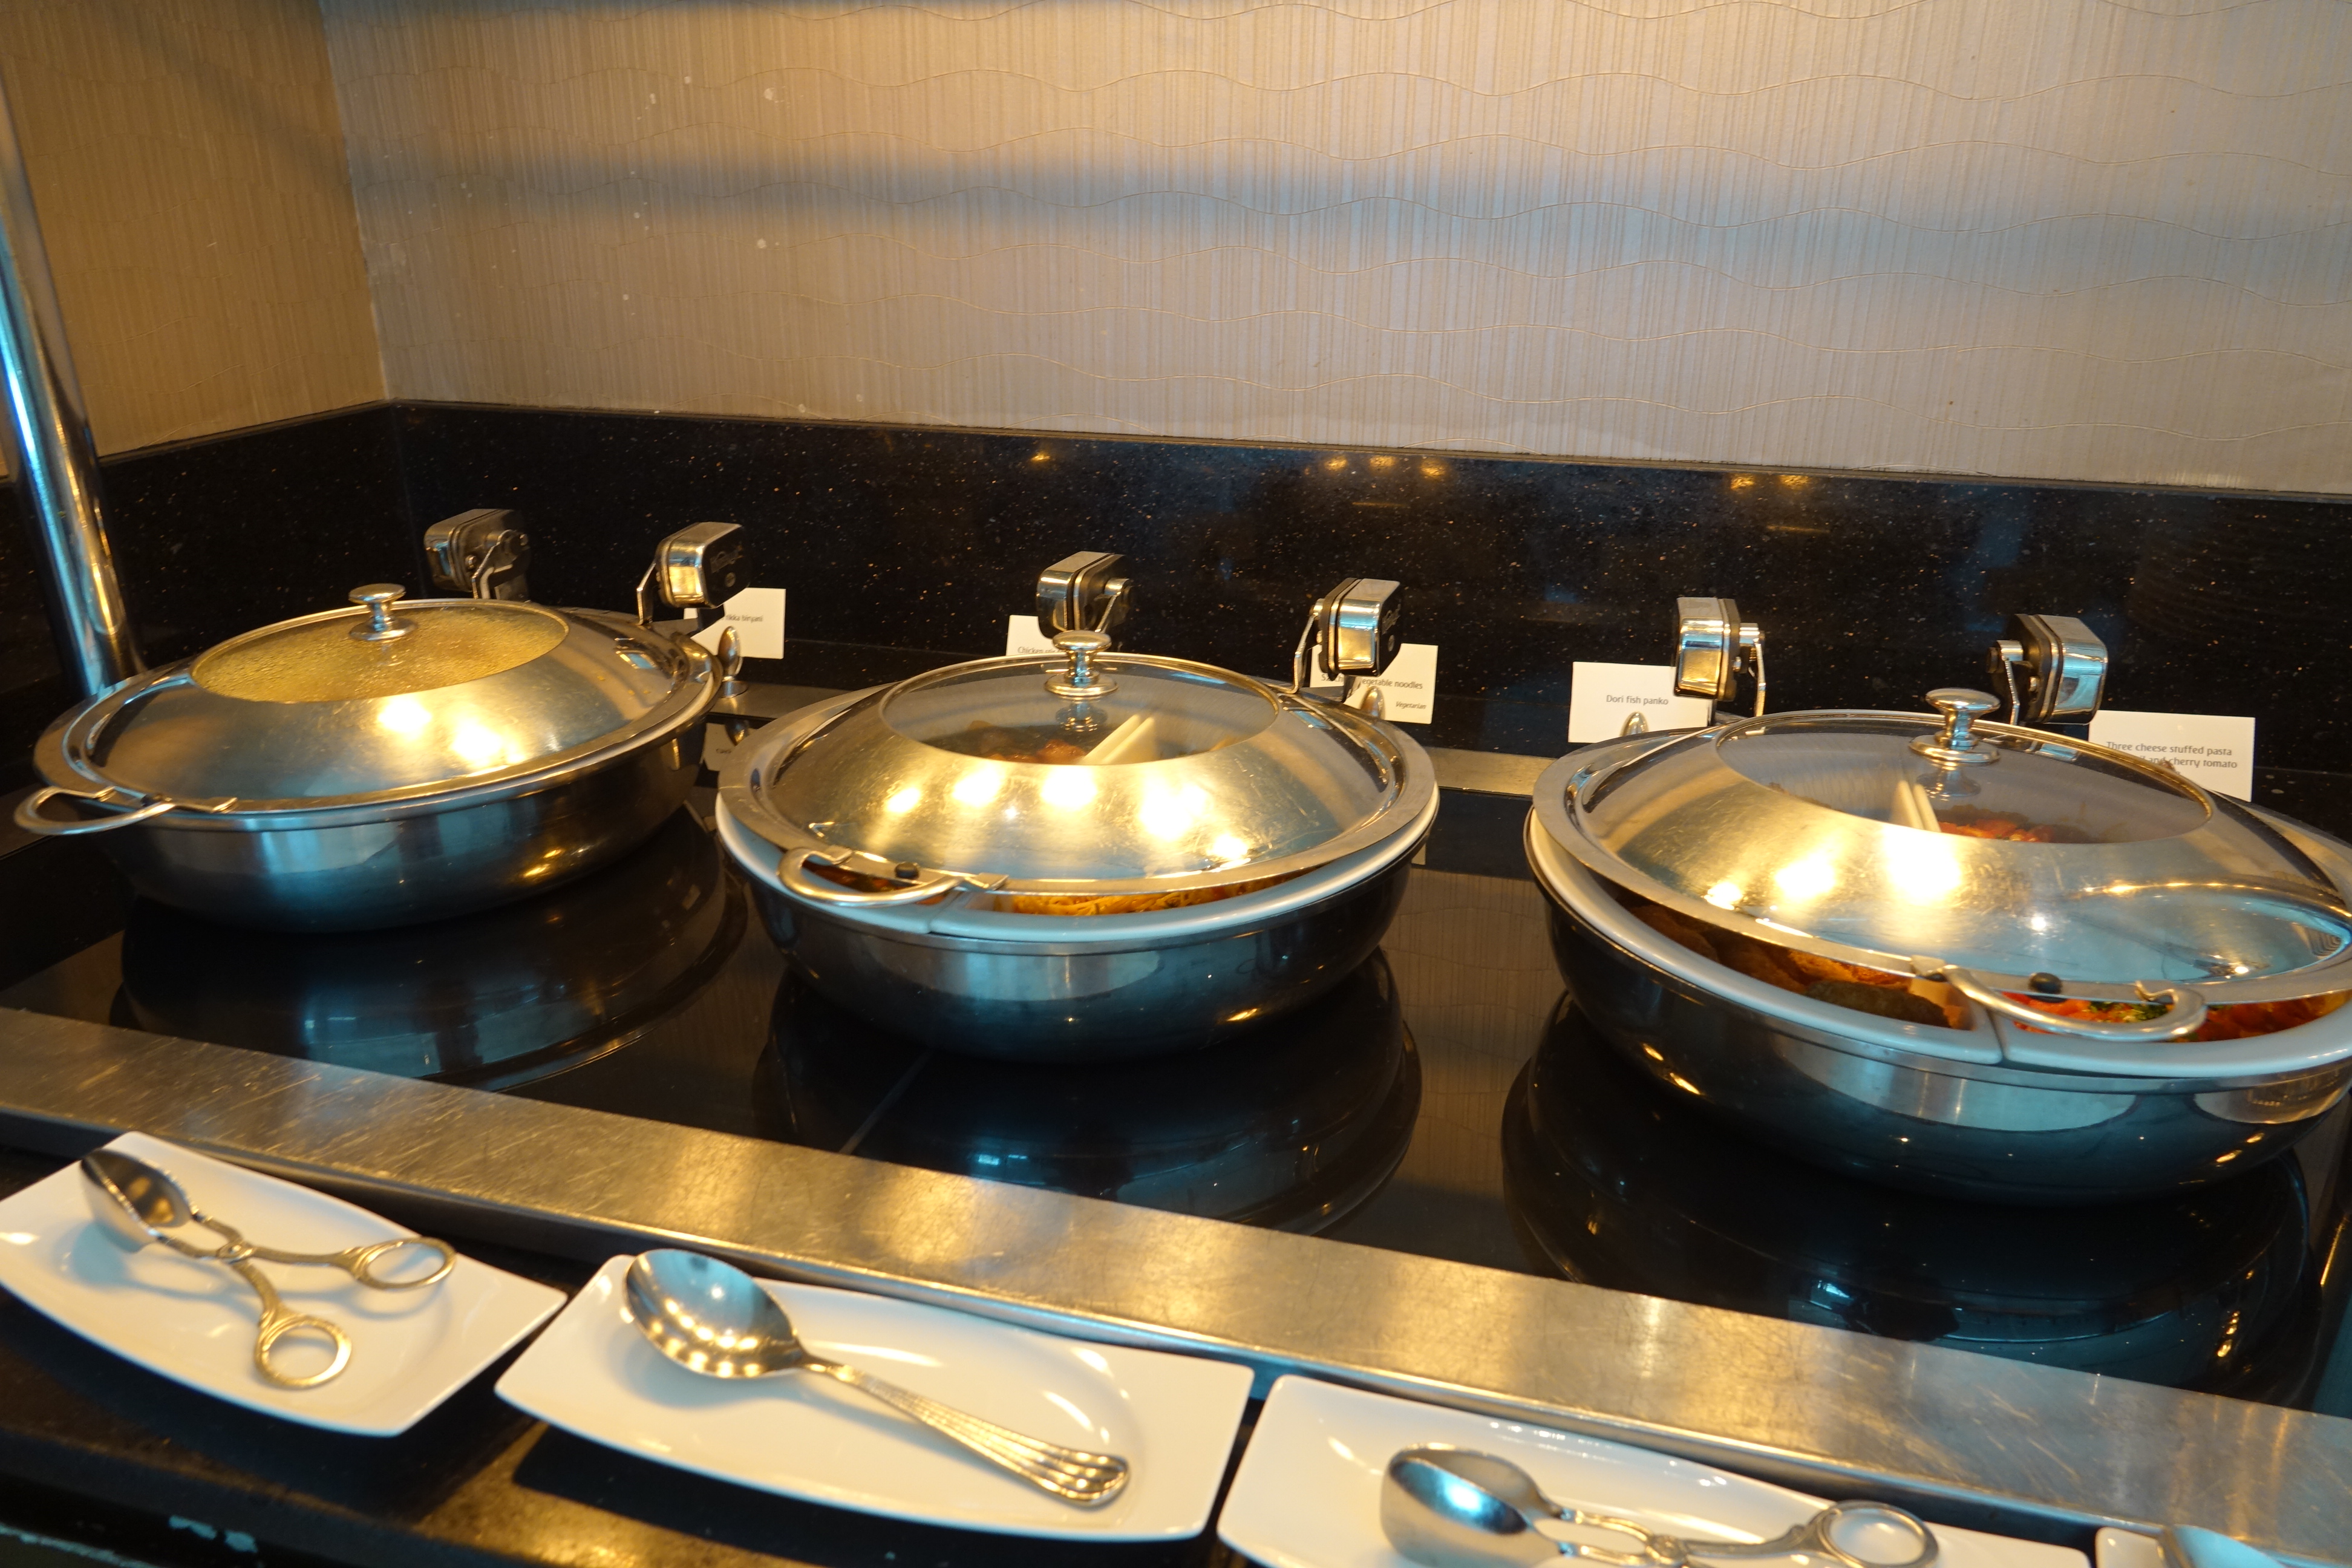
[1382,1447,1936,1568]
[80,1147,456,1389]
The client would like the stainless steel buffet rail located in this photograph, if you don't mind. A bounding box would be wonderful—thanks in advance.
[0,70,141,696]
[0,1008,2345,1562]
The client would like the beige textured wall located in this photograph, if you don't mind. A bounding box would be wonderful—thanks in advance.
[323,0,2351,494]
[1,0,382,458]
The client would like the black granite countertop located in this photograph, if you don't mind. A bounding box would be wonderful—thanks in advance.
[2,770,2351,1564]
[4,390,2350,1559]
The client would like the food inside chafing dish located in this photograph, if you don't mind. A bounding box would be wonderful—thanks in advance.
[1622,890,2348,1041]
[992,873,1293,916]
[938,723,1093,765]
[1623,893,1960,1029]
[806,860,1296,915]
[928,716,1154,765]
[2010,990,2349,1042]
[1935,808,2095,843]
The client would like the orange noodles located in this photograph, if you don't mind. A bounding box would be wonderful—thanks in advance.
[805,860,1297,915]
[1622,892,1960,1030]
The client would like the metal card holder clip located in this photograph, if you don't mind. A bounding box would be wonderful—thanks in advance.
[424,509,532,601]
[1036,551,1131,641]
[636,521,747,628]
[1291,578,1402,714]
[1673,596,1766,717]
[1987,613,2107,726]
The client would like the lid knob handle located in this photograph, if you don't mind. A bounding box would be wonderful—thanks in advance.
[423,508,532,601]
[1910,687,2001,766]
[1045,628,1116,699]
[347,583,415,644]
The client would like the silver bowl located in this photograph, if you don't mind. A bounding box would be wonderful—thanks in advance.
[1527,815,2352,1204]
[78,730,704,931]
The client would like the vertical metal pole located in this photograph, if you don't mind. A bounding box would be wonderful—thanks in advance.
[0,70,140,697]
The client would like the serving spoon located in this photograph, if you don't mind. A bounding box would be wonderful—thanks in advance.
[1382,1447,1937,1568]
[622,1249,1131,1506]
[80,1148,456,1389]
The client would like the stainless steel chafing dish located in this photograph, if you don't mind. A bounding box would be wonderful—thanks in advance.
[1527,636,2352,1202]
[717,557,1436,1060]
[12,524,745,930]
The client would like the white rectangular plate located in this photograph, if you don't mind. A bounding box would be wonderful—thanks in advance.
[0,1132,565,1436]
[497,1255,1253,1540]
[2095,1529,2164,1568]
[1220,1376,2090,1568]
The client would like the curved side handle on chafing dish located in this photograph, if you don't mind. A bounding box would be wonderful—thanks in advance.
[774,848,1005,907]
[1927,961,2209,1042]
[13,785,184,837]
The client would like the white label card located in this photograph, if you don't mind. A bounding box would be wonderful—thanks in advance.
[1358,642,1437,724]
[691,587,786,661]
[1567,661,1714,743]
[1005,615,1056,657]
[2088,710,2257,800]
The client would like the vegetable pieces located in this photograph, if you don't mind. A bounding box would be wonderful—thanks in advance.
[2010,990,2347,1042]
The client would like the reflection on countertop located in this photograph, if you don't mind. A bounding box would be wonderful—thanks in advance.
[4,805,2349,1410]
[2,809,743,1092]
[1504,995,2345,1401]
[768,954,1418,1231]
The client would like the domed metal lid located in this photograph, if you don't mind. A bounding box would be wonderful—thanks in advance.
[191,588,570,703]
[1532,689,2352,1027]
[38,585,714,817]
[722,650,1430,898]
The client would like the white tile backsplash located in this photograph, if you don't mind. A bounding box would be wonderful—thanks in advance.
[321,0,2352,492]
